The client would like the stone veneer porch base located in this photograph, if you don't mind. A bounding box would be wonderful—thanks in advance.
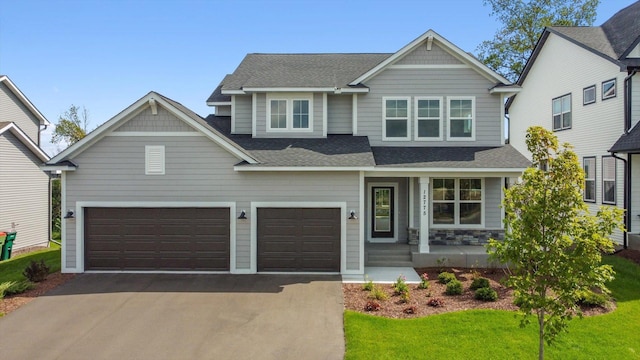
[429,229,505,246]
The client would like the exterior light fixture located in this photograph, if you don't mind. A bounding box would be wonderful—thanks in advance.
[348,210,357,220]
[238,210,247,220]
[64,210,75,219]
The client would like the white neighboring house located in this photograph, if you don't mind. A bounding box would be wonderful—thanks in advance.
[508,1,640,248]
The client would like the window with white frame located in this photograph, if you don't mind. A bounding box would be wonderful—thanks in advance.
[602,156,616,204]
[583,85,596,105]
[432,178,482,226]
[552,94,571,131]
[383,97,410,140]
[602,79,616,100]
[266,95,312,131]
[145,145,165,175]
[583,157,595,202]
[415,97,442,140]
[448,97,475,140]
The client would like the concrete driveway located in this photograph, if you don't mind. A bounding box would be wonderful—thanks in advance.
[0,273,344,360]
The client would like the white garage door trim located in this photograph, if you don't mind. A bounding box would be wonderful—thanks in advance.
[74,201,236,273]
[249,202,347,274]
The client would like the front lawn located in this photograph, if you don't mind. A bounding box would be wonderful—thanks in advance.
[345,256,640,360]
[0,246,61,284]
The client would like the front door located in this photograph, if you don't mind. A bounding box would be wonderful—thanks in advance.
[371,186,394,238]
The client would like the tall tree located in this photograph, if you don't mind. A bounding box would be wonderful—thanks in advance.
[51,105,90,146]
[477,0,600,82]
[487,126,623,360]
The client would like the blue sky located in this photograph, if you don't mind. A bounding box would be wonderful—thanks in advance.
[0,0,636,155]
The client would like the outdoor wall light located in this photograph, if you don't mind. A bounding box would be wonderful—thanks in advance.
[64,210,75,219]
[348,210,357,220]
[238,210,247,220]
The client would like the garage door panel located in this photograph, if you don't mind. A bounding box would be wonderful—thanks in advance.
[85,207,230,271]
[258,208,340,272]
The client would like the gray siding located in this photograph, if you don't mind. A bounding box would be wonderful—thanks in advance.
[255,93,325,138]
[0,132,49,249]
[233,95,252,134]
[633,75,640,128]
[215,105,231,117]
[358,68,502,146]
[0,83,41,144]
[327,95,352,134]
[395,43,462,65]
[64,134,360,271]
[114,106,196,132]
[484,177,503,228]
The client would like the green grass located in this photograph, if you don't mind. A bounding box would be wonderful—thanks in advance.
[0,247,61,284]
[345,255,640,360]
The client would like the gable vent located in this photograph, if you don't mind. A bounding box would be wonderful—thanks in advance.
[145,145,165,175]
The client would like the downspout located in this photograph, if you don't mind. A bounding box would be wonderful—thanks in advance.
[612,152,629,249]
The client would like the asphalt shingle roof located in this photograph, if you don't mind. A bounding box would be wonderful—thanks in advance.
[206,82,231,103]
[610,121,640,153]
[372,145,531,168]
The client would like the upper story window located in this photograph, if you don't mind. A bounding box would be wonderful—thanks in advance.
[602,79,616,100]
[602,156,616,204]
[447,97,475,141]
[583,85,596,105]
[415,97,442,140]
[583,156,595,202]
[383,97,410,141]
[552,94,571,131]
[266,94,313,132]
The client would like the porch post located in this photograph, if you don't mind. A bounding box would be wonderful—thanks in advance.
[419,177,430,253]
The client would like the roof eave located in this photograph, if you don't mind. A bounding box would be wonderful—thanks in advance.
[0,75,51,126]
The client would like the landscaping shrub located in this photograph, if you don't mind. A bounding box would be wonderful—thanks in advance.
[400,290,410,303]
[445,279,463,295]
[369,285,389,301]
[438,272,456,284]
[577,290,610,307]
[427,298,444,307]
[475,287,498,301]
[0,280,34,299]
[364,301,381,311]
[470,277,491,290]
[23,260,50,282]
[418,273,430,289]
[403,306,417,314]
[362,278,374,291]
[393,275,409,295]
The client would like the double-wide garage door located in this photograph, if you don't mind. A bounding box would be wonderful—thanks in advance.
[84,207,230,271]
[257,208,341,272]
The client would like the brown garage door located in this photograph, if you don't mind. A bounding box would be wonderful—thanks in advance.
[257,208,340,272]
[85,207,230,271]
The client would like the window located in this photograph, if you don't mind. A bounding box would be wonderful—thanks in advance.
[415,97,442,140]
[583,157,595,202]
[145,145,165,175]
[602,79,616,100]
[583,85,596,105]
[266,95,312,131]
[602,156,616,204]
[432,178,482,226]
[448,97,475,140]
[552,94,571,131]
[383,97,410,140]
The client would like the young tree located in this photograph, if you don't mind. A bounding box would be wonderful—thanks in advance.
[487,126,623,360]
[477,0,599,82]
[51,105,89,146]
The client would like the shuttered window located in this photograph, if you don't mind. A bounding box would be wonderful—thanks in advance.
[145,145,165,175]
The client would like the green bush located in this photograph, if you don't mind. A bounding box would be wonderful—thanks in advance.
[23,260,50,282]
[393,275,409,295]
[445,279,463,295]
[475,287,498,301]
[438,272,457,284]
[0,280,34,299]
[470,277,491,290]
[369,285,389,301]
[362,278,374,291]
[577,290,610,307]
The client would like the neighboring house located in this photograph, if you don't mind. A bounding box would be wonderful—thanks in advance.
[508,1,640,248]
[44,30,528,275]
[0,75,51,250]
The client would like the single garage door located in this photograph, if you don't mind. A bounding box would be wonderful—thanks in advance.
[85,207,230,271]
[257,208,341,272]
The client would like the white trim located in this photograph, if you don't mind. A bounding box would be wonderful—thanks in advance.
[489,86,522,95]
[0,122,50,162]
[382,96,411,141]
[252,93,257,137]
[243,87,334,92]
[85,270,231,275]
[358,171,365,274]
[60,172,69,272]
[500,94,506,145]
[231,95,236,133]
[352,94,358,135]
[266,93,314,133]
[366,182,399,243]
[221,90,246,95]
[250,202,348,274]
[419,177,430,253]
[206,101,232,106]
[430,178,485,229]
[235,166,529,175]
[107,132,204,137]
[500,177,505,229]
[446,96,476,141]
[389,64,470,69]
[322,93,328,137]
[349,29,511,86]
[74,201,236,273]
[41,165,76,172]
[414,96,443,141]
[0,75,51,126]
[408,177,415,228]
[339,87,370,94]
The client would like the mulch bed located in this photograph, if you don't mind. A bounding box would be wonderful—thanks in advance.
[0,273,76,316]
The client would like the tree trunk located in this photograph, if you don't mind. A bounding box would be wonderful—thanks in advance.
[538,309,545,360]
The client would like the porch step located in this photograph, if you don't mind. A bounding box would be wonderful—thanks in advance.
[366,260,415,267]
[365,244,413,267]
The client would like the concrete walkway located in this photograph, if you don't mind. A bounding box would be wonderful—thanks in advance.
[343,267,421,283]
[0,273,344,360]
